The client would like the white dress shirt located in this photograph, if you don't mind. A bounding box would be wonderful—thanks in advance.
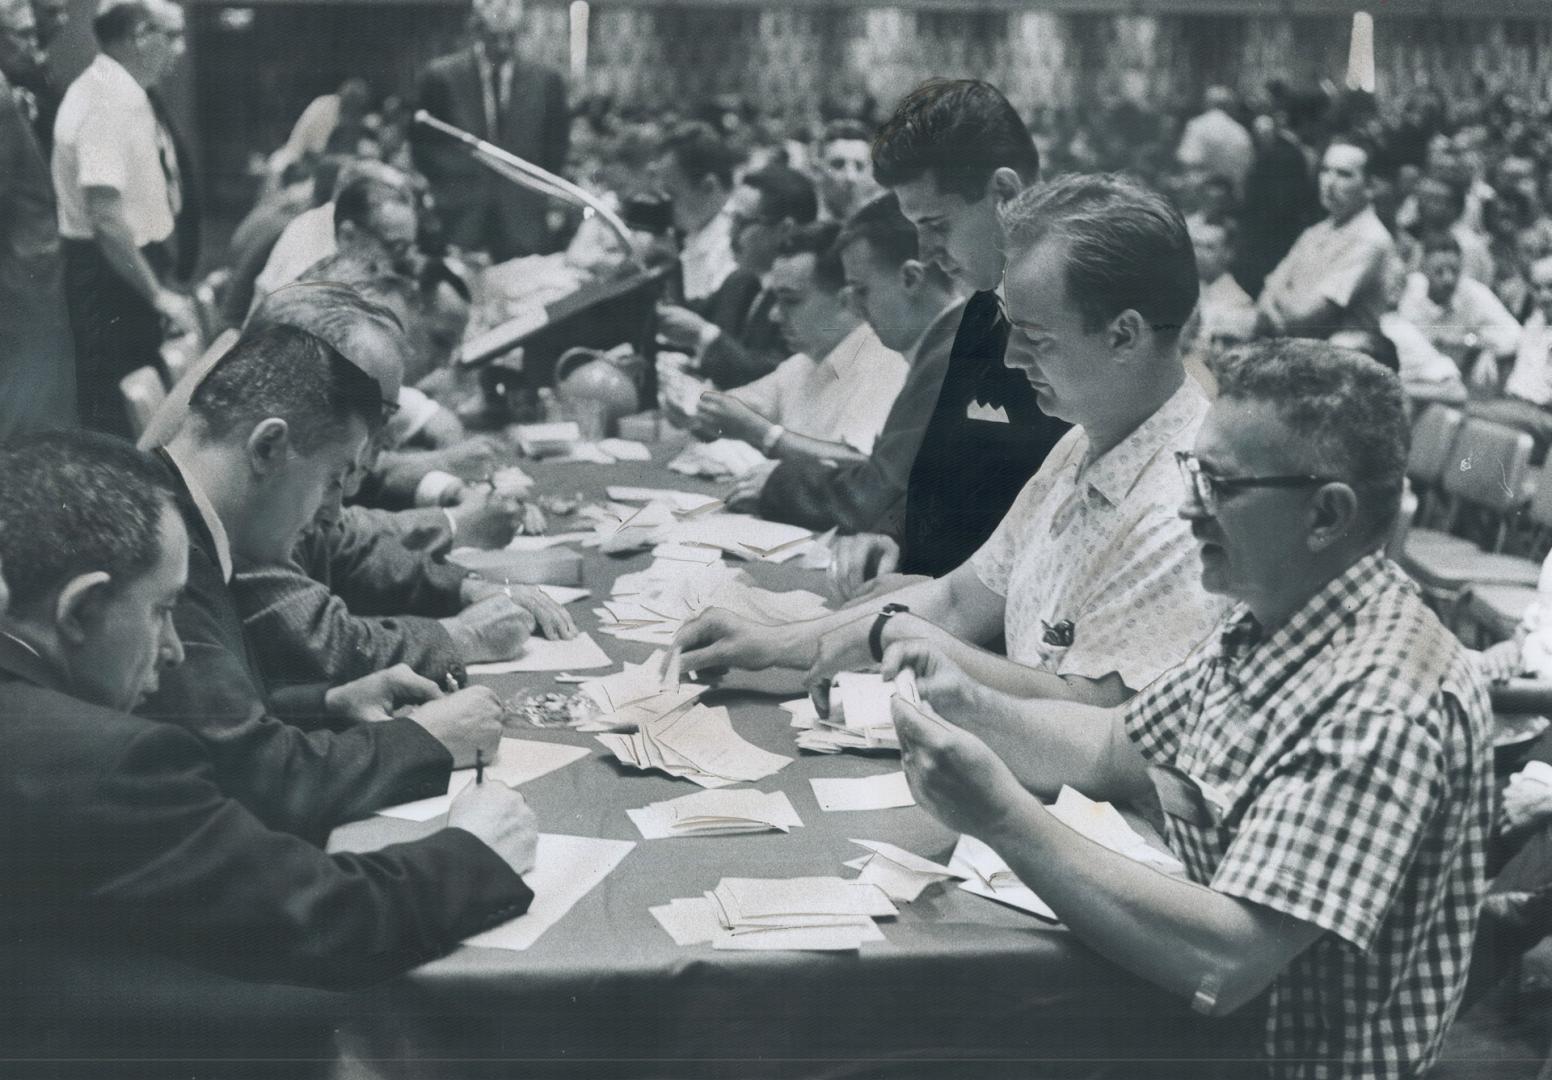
[52,54,173,246]
[679,202,736,303]
[1506,309,1552,408]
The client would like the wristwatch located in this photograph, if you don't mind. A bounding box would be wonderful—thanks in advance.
[868,603,909,663]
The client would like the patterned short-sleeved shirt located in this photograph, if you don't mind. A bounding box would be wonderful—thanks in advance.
[969,379,1226,689]
[1125,554,1493,1079]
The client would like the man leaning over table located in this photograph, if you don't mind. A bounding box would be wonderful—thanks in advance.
[691,220,908,508]
[0,432,537,1008]
[136,323,504,841]
[889,340,1491,1080]
[677,174,1226,708]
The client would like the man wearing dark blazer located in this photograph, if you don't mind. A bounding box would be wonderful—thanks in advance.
[136,324,502,841]
[829,79,1070,593]
[413,0,567,261]
[0,431,536,1067]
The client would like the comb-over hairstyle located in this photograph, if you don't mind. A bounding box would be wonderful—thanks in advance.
[1211,338,1408,544]
[189,324,387,451]
[1001,172,1199,339]
[0,431,174,612]
[872,79,1038,201]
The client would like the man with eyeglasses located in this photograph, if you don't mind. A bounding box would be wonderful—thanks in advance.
[52,0,199,436]
[888,339,1492,1078]
[678,174,1223,709]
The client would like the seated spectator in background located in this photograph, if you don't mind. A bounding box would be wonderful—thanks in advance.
[1176,86,1253,198]
[1368,254,1469,407]
[1255,137,1395,338]
[693,221,908,498]
[0,431,537,1006]
[758,193,963,542]
[1473,254,1552,461]
[1492,218,1552,323]
[1406,172,1495,285]
[1180,216,1255,394]
[649,120,742,302]
[1399,231,1520,391]
[889,340,1492,1079]
[264,77,372,189]
[814,118,882,223]
[656,162,817,389]
[139,324,503,840]
[251,158,414,311]
[679,174,1222,708]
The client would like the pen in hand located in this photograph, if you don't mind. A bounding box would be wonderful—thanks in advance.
[475,749,485,785]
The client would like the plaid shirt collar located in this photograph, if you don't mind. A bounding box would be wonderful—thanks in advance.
[1215,550,1395,696]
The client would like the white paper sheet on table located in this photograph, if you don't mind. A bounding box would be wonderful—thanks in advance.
[845,839,959,902]
[504,531,594,552]
[605,486,722,513]
[461,833,636,951]
[597,438,652,461]
[536,584,590,605]
[810,771,915,811]
[465,631,613,674]
[377,739,591,821]
[663,514,813,562]
[627,788,802,839]
[950,834,1060,923]
[667,438,767,479]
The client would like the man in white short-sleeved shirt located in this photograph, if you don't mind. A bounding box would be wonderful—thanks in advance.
[53,0,196,435]
[677,174,1225,710]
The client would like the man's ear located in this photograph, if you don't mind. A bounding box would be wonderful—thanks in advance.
[246,418,292,478]
[899,259,927,291]
[55,571,113,645]
[1307,483,1361,551]
[987,167,1024,207]
[1109,309,1147,356]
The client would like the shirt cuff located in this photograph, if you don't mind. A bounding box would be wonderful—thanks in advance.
[415,470,463,507]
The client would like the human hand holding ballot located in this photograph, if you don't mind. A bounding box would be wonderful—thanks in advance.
[409,686,503,769]
[448,782,539,876]
[892,694,1032,842]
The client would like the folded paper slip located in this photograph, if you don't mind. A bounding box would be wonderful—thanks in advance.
[845,838,960,903]
[627,788,802,838]
[598,704,791,787]
[710,876,897,923]
[605,486,723,514]
[465,631,613,674]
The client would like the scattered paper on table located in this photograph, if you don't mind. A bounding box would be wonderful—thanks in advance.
[781,697,819,730]
[713,923,883,951]
[667,438,765,479]
[605,486,722,514]
[664,514,813,563]
[462,833,636,951]
[535,584,590,605]
[846,838,959,902]
[504,531,593,552]
[653,876,894,952]
[466,631,612,674]
[377,738,591,821]
[598,703,790,787]
[627,787,802,838]
[950,834,1060,923]
[649,896,724,945]
[810,772,915,811]
[597,438,653,462]
[1047,785,1184,873]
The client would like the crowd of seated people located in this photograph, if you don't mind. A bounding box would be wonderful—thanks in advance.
[12,0,1552,1074]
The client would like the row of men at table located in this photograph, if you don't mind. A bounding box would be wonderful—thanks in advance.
[0,78,1492,1079]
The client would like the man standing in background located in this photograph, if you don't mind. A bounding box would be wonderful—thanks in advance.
[53,0,197,436]
[0,0,73,437]
[415,0,568,261]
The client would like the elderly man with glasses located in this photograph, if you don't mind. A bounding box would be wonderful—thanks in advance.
[889,339,1493,1079]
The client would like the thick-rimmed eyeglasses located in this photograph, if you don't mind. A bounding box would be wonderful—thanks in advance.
[1175,451,1342,516]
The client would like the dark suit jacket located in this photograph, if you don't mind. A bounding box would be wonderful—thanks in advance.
[901,289,1071,578]
[758,299,965,534]
[413,47,568,260]
[147,88,202,283]
[694,270,787,390]
[136,449,454,841]
[233,506,466,688]
[0,635,531,994]
[0,71,74,439]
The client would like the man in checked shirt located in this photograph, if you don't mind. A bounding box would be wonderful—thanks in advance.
[886,339,1494,1078]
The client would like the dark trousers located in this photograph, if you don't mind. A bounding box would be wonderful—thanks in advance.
[1469,397,1552,466]
[62,238,168,439]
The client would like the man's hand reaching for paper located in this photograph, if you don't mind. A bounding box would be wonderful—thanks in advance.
[893,694,1032,841]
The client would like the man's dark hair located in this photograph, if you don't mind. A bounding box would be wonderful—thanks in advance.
[189,324,386,451]
[1001,172,1199,338]
[658,120,741,190]
[1326,134,1377,180]
[93,1,152,47]
[822,119,873,147]
[1420,230,1462,259]
[1329,329,1401,374]
[838,191,920,268]
[1212,338,1408,544]
[0,431,173,613]
[334,175,415,236]
[744,164,818,226]
[1419,173,1468,219]
[777,221,845,294]
[872,79,1039,200]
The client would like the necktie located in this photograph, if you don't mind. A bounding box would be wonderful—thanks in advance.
[154,114,182,219]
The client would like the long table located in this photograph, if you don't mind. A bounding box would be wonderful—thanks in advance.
[323,447,1262,1079]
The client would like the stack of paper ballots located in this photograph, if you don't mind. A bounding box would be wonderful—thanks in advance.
[628,787,802,838]
[790,671,914,753]
[597,558,827,649]
[651,877,897,951]
[597,703,791,787]
[661,513,814,563]
[572,650,704,732]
